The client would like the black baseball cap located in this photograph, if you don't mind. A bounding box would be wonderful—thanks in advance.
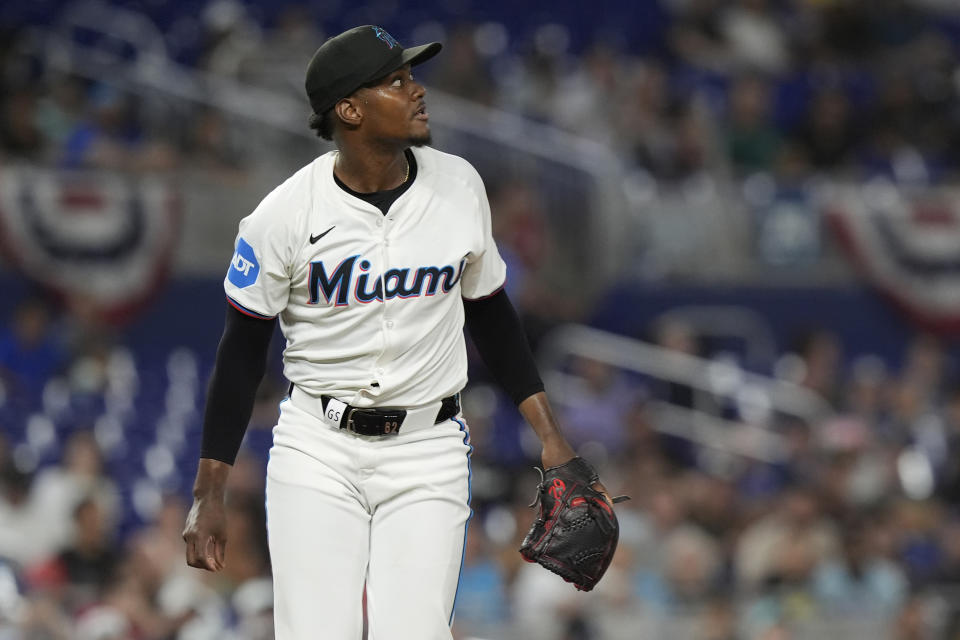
[305,25,442,116]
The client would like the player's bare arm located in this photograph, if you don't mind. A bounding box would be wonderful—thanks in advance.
[183,457,230,572]
[517,391,576,468]
[518,391,613,502]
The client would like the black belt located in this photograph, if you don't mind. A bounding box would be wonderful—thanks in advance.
[319,393,461,436]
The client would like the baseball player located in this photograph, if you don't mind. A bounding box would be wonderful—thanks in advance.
[182,25,612,639]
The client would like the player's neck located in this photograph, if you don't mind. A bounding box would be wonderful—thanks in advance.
[333,144,409,194]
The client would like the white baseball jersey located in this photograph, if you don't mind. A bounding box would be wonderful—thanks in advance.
[223,145,506,408]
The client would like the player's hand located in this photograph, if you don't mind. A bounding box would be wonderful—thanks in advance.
[592,480,614,508]
[540,440,576,471]
[182,495,227,572]
[541,445,614,507]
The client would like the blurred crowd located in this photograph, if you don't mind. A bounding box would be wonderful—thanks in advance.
[0,429,274,640]
[2,290,960,638]
[484,0,960,185]
[1,0,959,185]
[0,295,278,639]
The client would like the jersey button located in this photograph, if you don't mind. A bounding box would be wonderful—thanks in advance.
[386,320,394,329]
[376,368,385,375]
[376,220,383,227]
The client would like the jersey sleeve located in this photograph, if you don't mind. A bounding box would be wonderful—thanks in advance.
[460,169,507,300]
[223,186,300,318]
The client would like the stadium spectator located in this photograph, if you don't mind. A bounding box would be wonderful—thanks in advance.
[629,483,688,573]
[695,597,738,640]
[890,498,944,586]
[239,5,321,93]
[811,516,908,616]
[718,0,791,75]
[552,45,622,145]
[791,87,861,171]
[669,0,734,74]
[183,106,249,181]
[621,61,711,180]
[449,524,509,638]
[198,0,264,79]
[634,524,723,612]
[0,463,47,567]
[59,86,177,172]
[900,333,950,400]
[734,487,839,592]
[0,297,67,392]
[935,385,960,503]
[841,356,891,426]
[556,356,638,452]
[48,497,121,612]
[35,74,87,152]
[785,329,843,408]
[220,492,270,587]
[0,88,44,162]
[29,430,120,560]
[723,74,783,175]
[488,181,583,343]
[429,24,498,106]
[647,317,702,467]
[126,494,191,591]
[15,591,72,639]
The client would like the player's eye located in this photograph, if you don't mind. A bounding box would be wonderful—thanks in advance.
[391,77,403,87]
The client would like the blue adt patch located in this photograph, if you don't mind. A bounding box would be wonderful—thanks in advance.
[228,237,260,288]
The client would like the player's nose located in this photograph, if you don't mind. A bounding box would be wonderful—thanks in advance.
[411,80,426,100]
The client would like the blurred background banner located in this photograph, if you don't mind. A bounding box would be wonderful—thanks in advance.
[827,184,960,333]
[0,166,179,322]
[1,1,960,639]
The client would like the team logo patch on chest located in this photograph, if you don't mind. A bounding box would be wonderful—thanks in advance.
[308,255,466,306]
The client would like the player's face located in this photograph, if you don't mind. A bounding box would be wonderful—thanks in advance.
[357,65,431,146]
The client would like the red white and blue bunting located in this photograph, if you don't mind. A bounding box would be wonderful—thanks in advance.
[0,165,179,323]
[827,182,960,334]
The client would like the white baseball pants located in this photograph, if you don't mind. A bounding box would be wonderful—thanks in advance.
[265,397,472,640]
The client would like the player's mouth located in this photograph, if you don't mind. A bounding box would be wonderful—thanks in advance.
[413,103,429,121]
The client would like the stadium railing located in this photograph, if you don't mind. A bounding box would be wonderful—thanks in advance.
[538,323,834,464]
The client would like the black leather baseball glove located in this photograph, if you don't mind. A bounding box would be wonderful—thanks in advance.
[519,456,628,591]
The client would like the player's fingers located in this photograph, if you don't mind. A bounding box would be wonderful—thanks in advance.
[205,536,224,572]
[184,531,218,571]
[184,534,204,569]
[213,536,226,570]
[592,481,614,507]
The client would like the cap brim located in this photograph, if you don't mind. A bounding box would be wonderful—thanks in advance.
[402,42,442,68]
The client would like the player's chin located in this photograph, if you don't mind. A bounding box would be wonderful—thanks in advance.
[408,128,432,147]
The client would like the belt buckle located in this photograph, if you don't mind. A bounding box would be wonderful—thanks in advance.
[344,406,358,432]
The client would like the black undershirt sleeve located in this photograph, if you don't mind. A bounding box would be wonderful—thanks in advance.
[199,303,277,464]
[463,288,545,406]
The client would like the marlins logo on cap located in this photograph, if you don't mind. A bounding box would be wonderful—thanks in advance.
[304,25,442,116]
[371,26,399,49]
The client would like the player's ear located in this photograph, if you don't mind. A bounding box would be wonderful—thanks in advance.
[336,97,363,129]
